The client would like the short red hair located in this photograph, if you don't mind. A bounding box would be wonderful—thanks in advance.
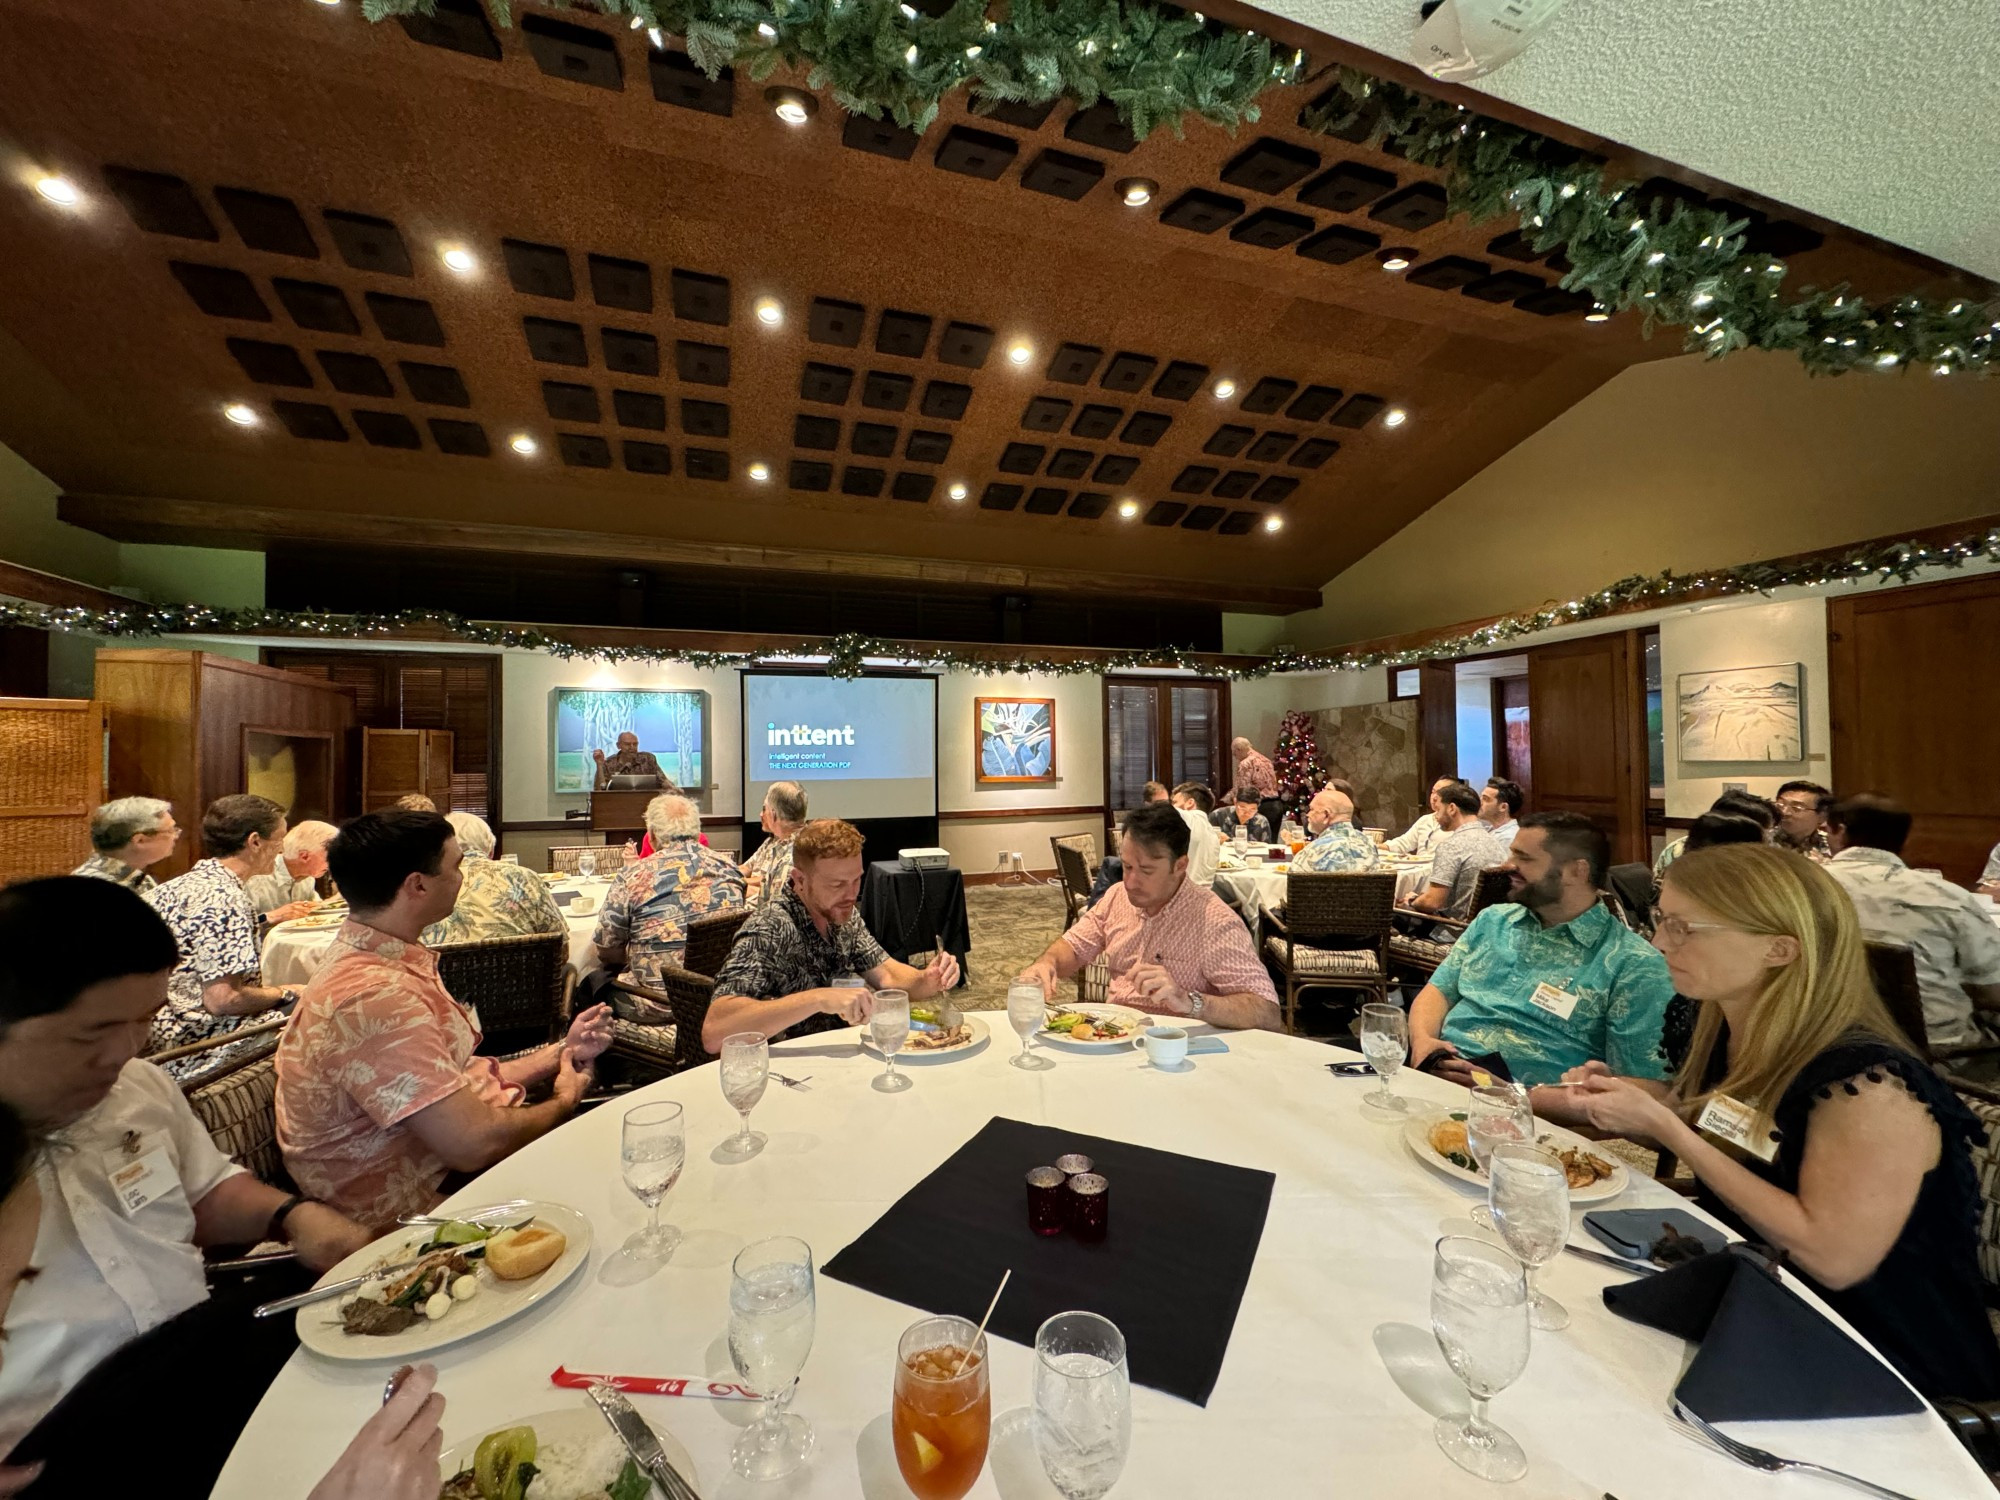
[791,818,864,866]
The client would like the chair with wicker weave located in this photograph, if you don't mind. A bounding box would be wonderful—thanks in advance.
[1050,839,1094,930]
[547,844,633,876]
[1262,871,1399,1034]
[683,907,753,978]
[433,930,575,1056]
[1386,867,1514,982]
[1051,831,1101,880]
[608,964,716,1080]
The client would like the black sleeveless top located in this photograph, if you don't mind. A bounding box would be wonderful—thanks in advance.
[1695,1033,2000,1401]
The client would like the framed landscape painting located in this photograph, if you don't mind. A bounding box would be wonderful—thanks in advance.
[1676,663,1804,763]
[976,696,1056,782]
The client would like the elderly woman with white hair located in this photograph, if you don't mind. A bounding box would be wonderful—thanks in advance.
[73,796,181,893]
[593,793,745,985]
[245,818,338,922]
[420,811,566,948]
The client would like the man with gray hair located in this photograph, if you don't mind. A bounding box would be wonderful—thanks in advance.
[422,811,567,948]
[743,781,808,908]
[245,818,337,921]
[593,793,745,984]
[73,797,181,893]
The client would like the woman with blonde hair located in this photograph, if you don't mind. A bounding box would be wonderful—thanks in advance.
[1573,843,2000,1401]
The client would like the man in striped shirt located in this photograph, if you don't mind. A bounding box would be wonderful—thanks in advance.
[1016,802,1281,1032]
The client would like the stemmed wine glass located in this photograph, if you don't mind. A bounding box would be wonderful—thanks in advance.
[1007,981,1053,1071]
[1357,1002,1409,1113]
[1430,1235,1532,1483]
[1465,1083,1535,1229]
[618,1101,685,1261]
[727,1236,818,1480]
[1488,1142,1572,1331]
[717,1031,769,1161]
[871,988,913,1093]
[577,849,598,881]
[1033,1311,1131,1500]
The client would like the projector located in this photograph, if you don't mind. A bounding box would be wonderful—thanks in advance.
[898,847,950,872]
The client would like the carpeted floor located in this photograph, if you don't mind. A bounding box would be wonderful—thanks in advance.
[956,880,1069,1009]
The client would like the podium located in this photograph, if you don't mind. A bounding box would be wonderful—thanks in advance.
[589,789,654,843]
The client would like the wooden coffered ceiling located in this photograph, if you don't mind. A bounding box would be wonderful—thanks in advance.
[0,0,1976,616]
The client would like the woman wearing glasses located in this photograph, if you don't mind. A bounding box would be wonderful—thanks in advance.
[1572,843,2000,1401]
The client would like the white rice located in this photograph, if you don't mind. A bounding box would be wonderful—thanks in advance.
[523,1430,629,1498]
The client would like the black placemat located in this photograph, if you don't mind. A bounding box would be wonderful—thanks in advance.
[822,1115,1273,1406]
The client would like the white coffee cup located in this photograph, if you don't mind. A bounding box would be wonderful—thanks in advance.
[1141,1025,1189,1069]
[570,895,598,916]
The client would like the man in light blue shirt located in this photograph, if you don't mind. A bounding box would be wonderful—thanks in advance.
[1291,787,1379,873]
[1409,812,1675,1124]
[1480,777,1522,848]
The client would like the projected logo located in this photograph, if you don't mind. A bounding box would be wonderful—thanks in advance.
[766,720,856,772]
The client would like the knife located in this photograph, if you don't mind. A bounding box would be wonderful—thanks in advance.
[586,1384,703,1500]
[253,1251,437,1317]
[1563,1242,1660,1276]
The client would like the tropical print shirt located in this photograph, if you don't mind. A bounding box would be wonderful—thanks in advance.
[593,836,746,986]
[1233,749,1278,798]
[742,834,797,908]
[1824,847,2000,1049]
[712,885,889,1042]
[1291,821,1381,874]
[423,852,567,948]
[71,851,155,895]
[1431,901,1676,1086]
[146,860,262,1060]
[593,749,673,788]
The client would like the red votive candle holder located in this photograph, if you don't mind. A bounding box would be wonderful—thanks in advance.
[1026,1166,1068,1236]
[1066,1172,1109,1243]
[1053,1153,1093,1179]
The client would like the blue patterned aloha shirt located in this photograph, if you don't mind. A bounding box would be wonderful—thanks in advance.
[1290,821,1380,874]
[423,853,568,948]
[146,859,263,1059]
[593,837,746,986]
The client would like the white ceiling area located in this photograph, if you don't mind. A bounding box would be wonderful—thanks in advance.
[1255,0,2000,280]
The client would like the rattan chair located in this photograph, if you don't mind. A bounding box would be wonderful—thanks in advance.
[1263,871,1398,1033]
[434,930,575,1055]
[1386,867,1513,981]
[608,964,715,1079]
[1051,831,1100,879]
[1051,839,1094,930]
[547,844,632,875]
[183,1047,291,1190]
[683,907,753,978]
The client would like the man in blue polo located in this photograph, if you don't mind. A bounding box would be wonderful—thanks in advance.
[1407,811,1675,1125]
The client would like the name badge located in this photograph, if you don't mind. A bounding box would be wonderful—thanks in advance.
[464,1004,483,1036]
[1527,982,1579,1021]
[1696,1094,1779,1162]
[105,1146,178,1216]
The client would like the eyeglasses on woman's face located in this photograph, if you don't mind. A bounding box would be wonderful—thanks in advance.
[1649,909,1739,947]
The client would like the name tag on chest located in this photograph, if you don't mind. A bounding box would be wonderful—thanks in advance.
[1526,981,1580,1021]
[464,1004,482,1036]
[105,1146,177,1215]
[1696,1094,1779,1161]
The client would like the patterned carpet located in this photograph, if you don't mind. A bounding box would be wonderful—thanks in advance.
[957,880,1069,1010]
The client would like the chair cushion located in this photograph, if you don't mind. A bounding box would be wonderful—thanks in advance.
[611,1018,679,1063]
[1963,1091,2000,1290]
[1263,938,1381,976]
[186,1057,283,1185]
[1387,933,1455,968]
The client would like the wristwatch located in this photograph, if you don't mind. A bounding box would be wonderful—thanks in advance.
[265,1193,313,1244]
[279,987,300,1007]
[1185,990,1206,1020]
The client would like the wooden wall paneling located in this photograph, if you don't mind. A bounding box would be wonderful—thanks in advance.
[361,727,454,812]
[1417,661,1459,792]
[1828,573,2000,884]
[1527,631,1647,865]
[0,697,106,883]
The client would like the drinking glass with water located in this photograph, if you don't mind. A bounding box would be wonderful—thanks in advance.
[1488,1142,1572,1330]
[1357,1002,1409,1113]
[718,1031,769,1161]
[728,1235,817,1480]
[1429,1235,1532,1483]
[871,988,913,1093]
[618,1101,684,1261]
[1033,1311,1131,1500]
[1007,981,1053,1071]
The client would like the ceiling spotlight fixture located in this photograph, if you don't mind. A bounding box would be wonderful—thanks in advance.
[440,245,476,274]
[748,461,771,482]
[1006,340,1034,367]
[765,87,817,126]
[1117,499,1141,519]
[222,403,259,427]
[1263,514,1284,533]
[33,175,79,206]
[313,0,341,7]
[1116,177,1157,208]
[1212,379,1237,400]
[753,296,783,327]
[947,481,969,501]
[1382,407,1408,429]
[508,433,538,456]
[1583,305,1611,323]
[1377,248,1415,272]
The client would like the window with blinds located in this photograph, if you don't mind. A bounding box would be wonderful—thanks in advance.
[1104,683,1159,817]
[1102,677,1229,818]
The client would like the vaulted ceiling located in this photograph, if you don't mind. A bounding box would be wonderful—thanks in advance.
[0,0,1976,617]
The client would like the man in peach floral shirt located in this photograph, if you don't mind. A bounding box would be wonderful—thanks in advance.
[275,809,613,1227]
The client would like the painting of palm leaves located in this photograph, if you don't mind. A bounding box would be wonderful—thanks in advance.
[977,697,1056,782]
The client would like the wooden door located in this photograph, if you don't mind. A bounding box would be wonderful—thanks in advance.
[1494,677,1532,803]
[1829,573,2000,883]
[1527,632,1646,865]
[1417,661,1458,790]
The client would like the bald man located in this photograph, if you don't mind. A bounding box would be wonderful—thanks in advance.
[593,731,674,790]
[1230,737,1278,800]
[1291,788,1380,873]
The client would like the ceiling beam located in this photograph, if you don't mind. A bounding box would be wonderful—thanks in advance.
[0,558,137,613]
[57,493,1322,615]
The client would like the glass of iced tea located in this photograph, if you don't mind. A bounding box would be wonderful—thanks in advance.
[892,1315,991,1500]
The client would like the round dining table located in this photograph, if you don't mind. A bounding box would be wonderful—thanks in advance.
[212,1026,1984,1500]
[1213,851,1434,922]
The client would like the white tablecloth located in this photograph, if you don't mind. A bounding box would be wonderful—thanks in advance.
[1214,858,1433,920]
[259,877,606,988]
[212,1029,1981,1500]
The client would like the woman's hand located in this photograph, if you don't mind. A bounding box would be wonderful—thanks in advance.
[307,1364,445,1500]
[1573,1075,1680,1140]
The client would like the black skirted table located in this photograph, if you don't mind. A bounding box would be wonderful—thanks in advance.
[858,859,972,987]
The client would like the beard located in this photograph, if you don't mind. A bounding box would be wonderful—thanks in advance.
[1509,867,1564,911]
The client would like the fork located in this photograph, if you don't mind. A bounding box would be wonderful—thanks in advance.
[1673,1399,1924,1499]
[769,1071,812,1090]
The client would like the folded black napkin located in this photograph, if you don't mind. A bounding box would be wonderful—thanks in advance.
[822,1116,1274,1407]
[1603,1246,1923,1421]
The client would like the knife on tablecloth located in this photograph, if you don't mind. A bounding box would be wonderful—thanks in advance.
[586,1383,704,1500]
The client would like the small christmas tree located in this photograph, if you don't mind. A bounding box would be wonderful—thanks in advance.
[1273,709,1326,804]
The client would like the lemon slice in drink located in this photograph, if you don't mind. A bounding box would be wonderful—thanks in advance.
[911,1431,944,1474]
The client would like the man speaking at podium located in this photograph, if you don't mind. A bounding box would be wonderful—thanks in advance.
[593,731,675,790]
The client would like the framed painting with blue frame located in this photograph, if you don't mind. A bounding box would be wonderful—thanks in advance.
[975,696,1056,783]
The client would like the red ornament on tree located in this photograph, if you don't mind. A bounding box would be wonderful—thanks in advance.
[1273,709,1326,802]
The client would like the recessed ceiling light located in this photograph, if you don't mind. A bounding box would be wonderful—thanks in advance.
[1116,177,1157,208]
[440,245,476,274]
[748,461,771,482]
[508,433,538,456]
[1006,340,1034,367]
[1377,248,1415,272]
[313,0,341,7]
[222,402,258,427]
[33,175,79,206]
[1875,352,1900,368]
[1212,379,1237,400]
[765,87,817,126]
[1264,514,1284,533]
[1382,407,1408,428]
[753,296,783,327]
[1117,499,1140,519]
[1583,306,1611,323]
[947,482,969,501]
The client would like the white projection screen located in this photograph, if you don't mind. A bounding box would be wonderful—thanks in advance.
[742,672,939,820]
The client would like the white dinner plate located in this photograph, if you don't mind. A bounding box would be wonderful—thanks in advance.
[1040,1003,1153,1050]
[437,1404,698,1497]
[298,1201,592,1362]
[861,1014,990,1062]
[282,913,346,931]
[1400,1112,1628,1203]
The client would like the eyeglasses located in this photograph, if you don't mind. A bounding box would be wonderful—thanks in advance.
[1774,799,1821,815]
[1649,910,1739,946]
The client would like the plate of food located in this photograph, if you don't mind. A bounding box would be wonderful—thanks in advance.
[438,1404,697,1499]
[1401,1111,1627,1202]
[284,911,347,931]
[861,1011,989,1062]
[1040,1004,1152,1050]
[299,1202,592,1361]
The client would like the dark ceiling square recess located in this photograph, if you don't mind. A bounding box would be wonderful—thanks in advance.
[793,414,840,450]
[589,254,652,312]
[1217,510,1258,535]
[623,440,672,475]
[542,381,600,422]
[935,126,1018,181]
[1408,256,1489,291]
[862,371,914,411]
[681,399,730,437]
[368,293,445,346]
[841,466,886,497]
[273,280,359,335]
[980,483,1023,511]
[1100,352,1157,393]
[1296,225,1380,265]
[1046,448,1090,479]
[1021,150,1103,200]
[1025,486,1068,515]
[169,262,269,321]
[891,472,936,503]
[685,448,730,481]
[809,298,864,347]
[789,459,832,491]
[1160,189,1244,234]
[1142,500,1186,527]
[1119,411,1170,446]
[271,400,346,441]
[1046,344,1103,384]
[843,113,921,161]
[1072,404,1122,440]
[1231,208,1315,249]
[1204,425,1252,457]
[1180,504,1224,532]
[400,362,469,406]
[1464,270,1544,303]
[213,188,318,258]
[559,432,613,468]
[1287,385,1342,421]
[1094,454,1138,484]
[353,410,422,450]
[999,442,1047,474]
[1369,182,1449,231]
[317,351,392,397]
[1330,394,1387,428]
[876,309,933,358]
[227,338,312,387]
[428,417,489,456]
[1067,491,1110,519]
[1064,102,1136,154]
[938,322,992,369]
[1298,162,1396,214]
[1022,396,1073,432]
[102,166,216,240]
[1173,465,1218,494]
[522,13,622,90]
[1212,470,1257,499]
[851,422,897,457]
[1240,377,1297,415]
[1485,229,1543,263]
[1289,437,1340,468]
[905,430,952,463]
[1152,361,1208,401]
[1247,431,1297,463]
[1253,475,1298,504]
[323,211,412,276]
[396,0,500,60]
[920,381,971,420]
[614,389,667,429]
[603,328,661,377]
[1516,286,1595,317]
[502,239,574,299]
[671,270,730,325]
[801,364,854,404]
[1220,138,1320,195]
[976,94,1056,130]
[650,49,733,115]
[675,341,729,385]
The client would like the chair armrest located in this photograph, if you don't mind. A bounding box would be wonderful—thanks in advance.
[1264,908,1291,938]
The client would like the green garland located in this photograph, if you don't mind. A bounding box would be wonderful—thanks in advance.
[12,524,1997,679]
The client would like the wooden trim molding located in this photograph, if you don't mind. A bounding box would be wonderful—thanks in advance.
[0,558,137,613]
[938,805,1105,822]
[500,815,741,833]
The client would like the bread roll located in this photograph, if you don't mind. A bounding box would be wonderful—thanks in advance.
[485,1222,566,1280]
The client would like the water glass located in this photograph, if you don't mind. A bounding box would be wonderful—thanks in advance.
[1465,1083,1534,1228]
[577,849,598,880]
[728,1236,817,1480]
[1430,1235,1531,1483]
[618,1101,685,1261]
[718,1031,770,1160]
[871,988,913,1093]
[1032,1311,1132,1500]
[1357,1002,1409,1113]
[1488,1143,1572,1331]
[1007,981,1053,1071]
